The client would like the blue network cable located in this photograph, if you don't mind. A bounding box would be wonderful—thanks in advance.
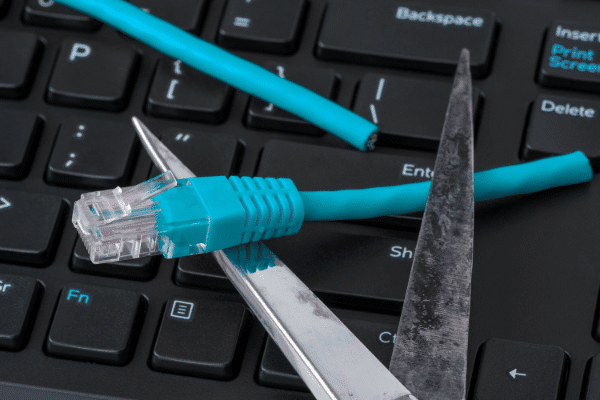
[74,151,593,263]
[54,0,378,151]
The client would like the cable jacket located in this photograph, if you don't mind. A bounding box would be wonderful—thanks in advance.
[54,0,378,150]
[300,151,593,221]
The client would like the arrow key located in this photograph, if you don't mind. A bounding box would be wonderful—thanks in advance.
[472,338,568,399]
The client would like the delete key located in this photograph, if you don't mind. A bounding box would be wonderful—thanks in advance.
[523,95,600,170]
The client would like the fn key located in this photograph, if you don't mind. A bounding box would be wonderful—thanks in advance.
[47,284,144,365]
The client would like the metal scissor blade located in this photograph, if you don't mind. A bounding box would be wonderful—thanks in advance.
[132,117,416,400]
[389,49,475,400]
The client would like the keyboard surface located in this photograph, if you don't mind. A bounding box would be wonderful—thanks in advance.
[2,0,600,399]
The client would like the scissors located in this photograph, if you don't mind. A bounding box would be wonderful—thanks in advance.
[126,48,473,400]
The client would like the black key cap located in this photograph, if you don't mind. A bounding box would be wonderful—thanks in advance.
[246,63,339,135]
[472,338,568,400]
[217,0,307,54]
[151,298,249,380]
[46,283,144,365]
[0,109,42,179]
[522,95,600,169]
[23,0,101,31]
[150,128,242,177]
[0,189,65,266]
[258,316,398,391]
[47,39,140,111]
[0,30,42,99]
[316,1,497,78]
[176,253,233,291]
[146,58,234,123]
[0,274,41,351]
[0,0,8,18]
[46,118,138,188]
[257,140,435,190]
[538,21,600,93]
[71,239,158,281]
[128,0,208,31]
[178,223,416,310]
[583,354,600,399]
[353,74,482,150]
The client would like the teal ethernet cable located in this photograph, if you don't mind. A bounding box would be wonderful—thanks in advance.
[73,151,593,263]
[53,0,378,151]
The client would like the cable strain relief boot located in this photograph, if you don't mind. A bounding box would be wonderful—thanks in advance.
[228,176,304,243]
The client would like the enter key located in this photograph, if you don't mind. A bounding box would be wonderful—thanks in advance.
[523,94,600,170]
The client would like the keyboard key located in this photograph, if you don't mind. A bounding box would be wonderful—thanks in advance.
[46,283,144,365]
[146,58,234,123]
[177,223,416,310]
[316,1,497,78]
[0,0,8,18]
[353,74,482,150]
[128,0,208,31]
[71,239,158,281]
[0,109,42,179]
[23,0,101,31]
[47,39,140,111]
[472,338,568,400]
[176,253,232,291]
[0,30,42,99]
[0,189,65,266]
[217,0,307,54]
[538,21,600,93]
[522,95,600,169]
[257,140,435,190]
[583,354,600,399]
[258,316,398,391]
[246,63,339,135]
[150,128,242,177]
[0,274,41,351]
[46,118,138,188]
[151,298,249,380]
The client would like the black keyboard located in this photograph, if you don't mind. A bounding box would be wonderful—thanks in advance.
[2,0,600,399]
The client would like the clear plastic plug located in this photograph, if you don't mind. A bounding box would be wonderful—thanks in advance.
[72,171,178,264]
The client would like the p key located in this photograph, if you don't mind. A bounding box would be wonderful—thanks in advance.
[47,39,140,111]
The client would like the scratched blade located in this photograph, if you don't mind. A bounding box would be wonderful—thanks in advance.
[389,49,474,400]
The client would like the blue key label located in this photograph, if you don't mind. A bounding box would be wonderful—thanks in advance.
[66,289,90,304]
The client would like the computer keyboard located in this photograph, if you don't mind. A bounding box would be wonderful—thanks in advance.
[2,0,600,398]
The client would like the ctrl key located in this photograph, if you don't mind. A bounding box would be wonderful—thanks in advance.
[0,274,41,351]
[46,284,144,365]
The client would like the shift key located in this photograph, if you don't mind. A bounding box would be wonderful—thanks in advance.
[316,1,498,78]
[522,95,600,170]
